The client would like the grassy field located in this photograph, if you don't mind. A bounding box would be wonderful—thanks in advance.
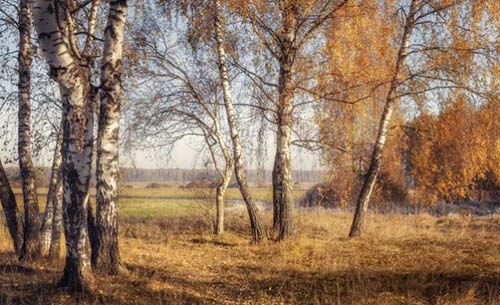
[1,187,499,305]
[3,185,304,218]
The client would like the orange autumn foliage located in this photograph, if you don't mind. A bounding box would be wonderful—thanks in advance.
[318,0,407,206]
[408,96,500,204]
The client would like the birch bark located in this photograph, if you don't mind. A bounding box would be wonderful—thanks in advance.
[349,0,418,237]
[30,0,96,291]
[214,0,264,242]
[215,160,232,235]
[207,117,233,236]
[40,121,63,256]
[272,5,297,241]
[93,0,127,274]
[18,0,41,261]
[58,84,96,290]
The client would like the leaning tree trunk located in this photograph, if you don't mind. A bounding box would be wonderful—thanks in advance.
[18,0,41,261]
[271,6,297,241]
[30,0,96,291]
[349,0,417,238]
[93,0,128,275]
[214,0,264,242]
[40,122,63,256]
[0,159,23,254]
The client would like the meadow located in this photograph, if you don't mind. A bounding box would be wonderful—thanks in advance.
[1,185,499,305]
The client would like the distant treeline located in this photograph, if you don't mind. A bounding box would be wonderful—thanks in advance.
[121,168,323,184]
[3,167,323,185]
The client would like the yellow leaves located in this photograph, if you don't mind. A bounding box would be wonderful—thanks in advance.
[325,0,397,96]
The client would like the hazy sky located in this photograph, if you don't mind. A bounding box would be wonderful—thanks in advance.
[122,136,322,170]
[0,108,322,170]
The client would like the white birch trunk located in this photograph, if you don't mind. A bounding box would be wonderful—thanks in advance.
[30,0,95,291]
[40,120,63,256]
[93,0,127,274]
[272,5,297,241]
[206,119,233,236]
[215,163,232,235]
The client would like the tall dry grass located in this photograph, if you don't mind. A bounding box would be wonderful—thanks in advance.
[1,210,499,305]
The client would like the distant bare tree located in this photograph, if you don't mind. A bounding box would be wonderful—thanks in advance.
[126,15,235,235]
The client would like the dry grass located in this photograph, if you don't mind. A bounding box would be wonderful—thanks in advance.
[1,210,500,305]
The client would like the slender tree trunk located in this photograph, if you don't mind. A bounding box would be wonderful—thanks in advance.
[48,172,63,260]
[18,0,41,261]
[215,162,232,235]
[214,0,264,242]
[349,0,417,237]
[215,186,225,235]
[93,0,128,274]
[272,6,297,241]
[0,159,23,254]
[40,122,63,256]
[272,181,280,231]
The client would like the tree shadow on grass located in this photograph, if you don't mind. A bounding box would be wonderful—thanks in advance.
[2,250,499,305]
[0,252,66,305]
[0,252,219,305]
[125,262,500,305]
[189,237,237,248]
[245,269,500,304]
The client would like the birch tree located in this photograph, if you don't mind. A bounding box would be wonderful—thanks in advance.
[17,0,41,261]
[93,0,128,275]
[127,16,235,235]
[348,0,487,236]
[349,0,419,237]
[237,0,348,240]
[49,164,64,259]
[30,0,97,291]
[28,0,129,287]
[0,0,63,258]
[213,0,264,242]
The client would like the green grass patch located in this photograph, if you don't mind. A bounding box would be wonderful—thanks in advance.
[2,186,306,218]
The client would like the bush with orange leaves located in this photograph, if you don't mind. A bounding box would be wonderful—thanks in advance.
[408,96,500,204]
